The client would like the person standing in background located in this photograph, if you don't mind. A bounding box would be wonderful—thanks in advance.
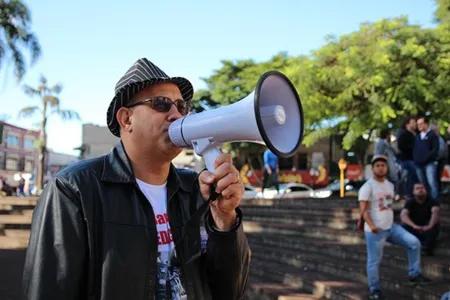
[396,117,418,199]
[262,148,279,194]
[431,123,447,192]
[413,117,439,200]
[374,129,399,197]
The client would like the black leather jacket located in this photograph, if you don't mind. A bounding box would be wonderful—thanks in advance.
[22,143,250,300]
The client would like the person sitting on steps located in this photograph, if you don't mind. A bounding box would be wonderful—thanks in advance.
[401,182,440,256]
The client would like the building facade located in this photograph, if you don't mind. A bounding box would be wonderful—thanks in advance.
[75,124,120,160]
[0,121,40,187]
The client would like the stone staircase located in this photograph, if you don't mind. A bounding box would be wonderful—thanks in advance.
[1,196,449,300]
[242,196,450,300]
[0,197,35,249]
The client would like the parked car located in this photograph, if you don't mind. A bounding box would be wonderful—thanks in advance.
[324,179,365,197]
[257,183,333,199]
[243,184,259,200]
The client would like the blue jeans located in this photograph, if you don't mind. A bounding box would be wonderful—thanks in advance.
[416,162,439,200]
[400,160,418,198]
[365,223,421,292]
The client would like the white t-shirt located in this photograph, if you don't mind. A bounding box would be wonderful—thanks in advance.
[136,179,187,300]
[358,178,394,232]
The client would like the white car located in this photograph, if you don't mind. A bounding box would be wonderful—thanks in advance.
[243,185,259,200]
[257,183,332,199]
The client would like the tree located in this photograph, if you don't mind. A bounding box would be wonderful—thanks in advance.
[18,75,80,193]
[434,0,450,24]
[301,16,450,163]
[0,0,41,81]
[193,17,450,166]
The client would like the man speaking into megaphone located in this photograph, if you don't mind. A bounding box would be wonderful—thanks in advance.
[22,58,250,300]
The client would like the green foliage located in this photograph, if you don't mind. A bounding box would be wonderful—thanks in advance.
[0,0,41,81]
[193,16,450,157]
[435,0,450,24]
[306,17,450,149]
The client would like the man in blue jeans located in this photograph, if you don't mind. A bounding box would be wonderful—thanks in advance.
[413,116,439,200]
[262,148,279,194]
[359,155,431,300]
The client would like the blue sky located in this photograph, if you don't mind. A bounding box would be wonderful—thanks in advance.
[0,0,437,155]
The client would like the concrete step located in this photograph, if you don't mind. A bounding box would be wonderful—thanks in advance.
[0,204,13,212]
[242,197,362,208]
[242,204,450,220]
[243,207,362,218]
[244,213,450,232]
[0,236,29,249]
[243,221,449,245]
[0,197,38,206]
[250,243,449,300]
[247,235,450,281]
[245,275,320,300]
[0,206,34,216]
[4,230,30,239]
[0,215,32,224]
[249,257,405,300]
[242,198,406,209]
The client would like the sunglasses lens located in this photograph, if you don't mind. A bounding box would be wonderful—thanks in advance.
[176,101,192,115]
[152,97,172,112]
[150,97,191,115]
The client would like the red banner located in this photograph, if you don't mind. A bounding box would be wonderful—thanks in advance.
[346,164,363,180]
[240,164,329,188]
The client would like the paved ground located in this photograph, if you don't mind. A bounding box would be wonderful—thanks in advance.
[0,248,27,300]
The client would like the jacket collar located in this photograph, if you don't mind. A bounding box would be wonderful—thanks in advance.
[101,141,191,191]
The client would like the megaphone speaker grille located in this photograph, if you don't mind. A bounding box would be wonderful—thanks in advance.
[254,71,304,158]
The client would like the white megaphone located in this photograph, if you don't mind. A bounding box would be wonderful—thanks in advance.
[168,70,304,174]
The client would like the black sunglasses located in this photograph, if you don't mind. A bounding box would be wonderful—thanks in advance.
[125,96,193,115]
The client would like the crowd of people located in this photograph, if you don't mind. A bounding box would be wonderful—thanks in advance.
[360,115,446,300]
[375,116,448,201]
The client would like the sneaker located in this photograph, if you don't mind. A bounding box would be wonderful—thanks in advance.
[408,274,432,285]
[369,290,387,300]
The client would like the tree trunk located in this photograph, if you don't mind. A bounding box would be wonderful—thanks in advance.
[37,101,47,194]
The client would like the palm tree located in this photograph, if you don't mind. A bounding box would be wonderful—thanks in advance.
[0,0,41,81]
[18,75,80,193]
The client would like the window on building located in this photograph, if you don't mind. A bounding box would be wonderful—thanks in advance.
[24,137,34,150]
[5,155,19,170]
[24,157,34,172]
[6,135,19,148]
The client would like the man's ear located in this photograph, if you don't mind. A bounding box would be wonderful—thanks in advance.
[116,107,133,133]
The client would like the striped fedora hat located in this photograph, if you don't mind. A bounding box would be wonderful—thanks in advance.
[106,58,194,137]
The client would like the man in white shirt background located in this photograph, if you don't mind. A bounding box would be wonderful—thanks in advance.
[358,155,431,300]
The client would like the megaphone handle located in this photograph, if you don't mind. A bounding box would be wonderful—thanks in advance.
[192,138,223,201]
[202,147,222,174]
[202,147,222,201]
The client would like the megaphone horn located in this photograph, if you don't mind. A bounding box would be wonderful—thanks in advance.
[169,70,304,174]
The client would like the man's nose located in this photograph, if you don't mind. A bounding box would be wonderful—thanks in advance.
[167,105,182,121]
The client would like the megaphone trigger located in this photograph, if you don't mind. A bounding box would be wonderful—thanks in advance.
[192,138,223,174]
[192,137,223,201]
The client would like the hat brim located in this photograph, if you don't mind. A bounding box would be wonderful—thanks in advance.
[106,77,194,137]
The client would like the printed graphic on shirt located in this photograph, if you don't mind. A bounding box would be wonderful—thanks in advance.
[377,193,394,211]
[136,180,187,300]
[154,213,187,300]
